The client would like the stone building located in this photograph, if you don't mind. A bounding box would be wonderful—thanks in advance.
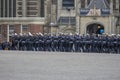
[0,0,120,42]
[49,0,120,35]
[0,0,45,42]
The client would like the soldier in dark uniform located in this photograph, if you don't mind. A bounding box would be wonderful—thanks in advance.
[98,36,103,53]
[1,41,11,50]
[11,35,16,50]
[0,43,2,50]
[85,35,91,52]
[21,37,26,51]
[64,35,68,52]
[74,34,80,52]
[11,34,21,50]
[1,42,5,50]
[27,36,33,51]
[52,34,59,51]
[59,34,65,52]
[107,36,114,53]
[37,36,42,51]
[113,35,118,53]
[34,38,39,51]
[81,35,86,52]
[25,38,28,51]
[68,34,74,52]
[36,34,44,51]
[101,35,107,53]
[91,35,97,53]
[118,35,120,54]
[46,34,52,51]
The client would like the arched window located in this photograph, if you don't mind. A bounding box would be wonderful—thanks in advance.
[87,0,91,5]
[22,25,29,33]
[113,0,116,10]
[40,0,44,17]
[9,25,15,36]
[0,25,1,35]
[81,0,85,8]
[62,0,74,8]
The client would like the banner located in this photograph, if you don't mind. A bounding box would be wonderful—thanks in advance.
[101,9,110,16]
[80,8,110,16]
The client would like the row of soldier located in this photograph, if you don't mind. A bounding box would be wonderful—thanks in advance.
[1,33,120,53]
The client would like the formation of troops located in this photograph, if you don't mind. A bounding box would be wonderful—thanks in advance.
[0,32,120,53]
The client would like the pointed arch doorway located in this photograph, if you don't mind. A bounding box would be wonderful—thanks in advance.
[86,23,104,35]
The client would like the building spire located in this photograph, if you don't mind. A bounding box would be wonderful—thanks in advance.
[93,0,97,15]
[93,0,96,9]
[88,0,110,9]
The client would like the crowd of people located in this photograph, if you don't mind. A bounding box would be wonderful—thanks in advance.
[0,33,120,53]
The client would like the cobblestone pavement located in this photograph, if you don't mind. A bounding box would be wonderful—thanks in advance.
[0,51,120,80]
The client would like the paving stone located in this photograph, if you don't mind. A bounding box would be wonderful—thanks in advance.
[0,51,120,80]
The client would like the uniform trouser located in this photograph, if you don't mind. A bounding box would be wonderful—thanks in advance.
[75,42,82,52]
[29,44,34,51]
[38,45,42,51]
[34,45,38,51]
[15,44,19,50]
[101,44,107,53]
[60,43,65,52]
[55,44,59,51]
[96,46,100,53]
[114,46,119,53]
[85,44,91,52]
[118,46,120,54]
[41,43,45,51]
[97,46,101,53]
[108,45,114,53]
[109,46,115,53]
[26,45,29,50]
[52,43,58,51]
[45,43,51,51]
[91,45,98,53]
[68,43,73,52]
[37,43,43,51]
[75,43,79,52]
[91,45,94,52]
[21,45,26,51]
[82,44,86,52]
[11,45,17,50]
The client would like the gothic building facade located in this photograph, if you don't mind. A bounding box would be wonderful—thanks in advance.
[48,0,120,35]
[0,0,120,42]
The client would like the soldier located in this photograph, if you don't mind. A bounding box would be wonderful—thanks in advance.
[34,38,39,51]
[46,34,52,51]
[37,39,42,51]
[107,36,114,53]
[113,35,119,53]
[85,35,91,52]
[68,33,74,52]
[11,34,20,50]
[59,34,65,52]
[0,43,2,50]
[98,36,103,53]
[91,35,97,53]
[21,37,26,51]
[74,34,79,52]
[117,34,120,54]
[52,34,59,51]
[1,41,10,50]
[81,35,86,52]
[101,35,107,53]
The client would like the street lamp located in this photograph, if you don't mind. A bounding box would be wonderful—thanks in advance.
[49,22,58,34]
[50,22,54,33]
